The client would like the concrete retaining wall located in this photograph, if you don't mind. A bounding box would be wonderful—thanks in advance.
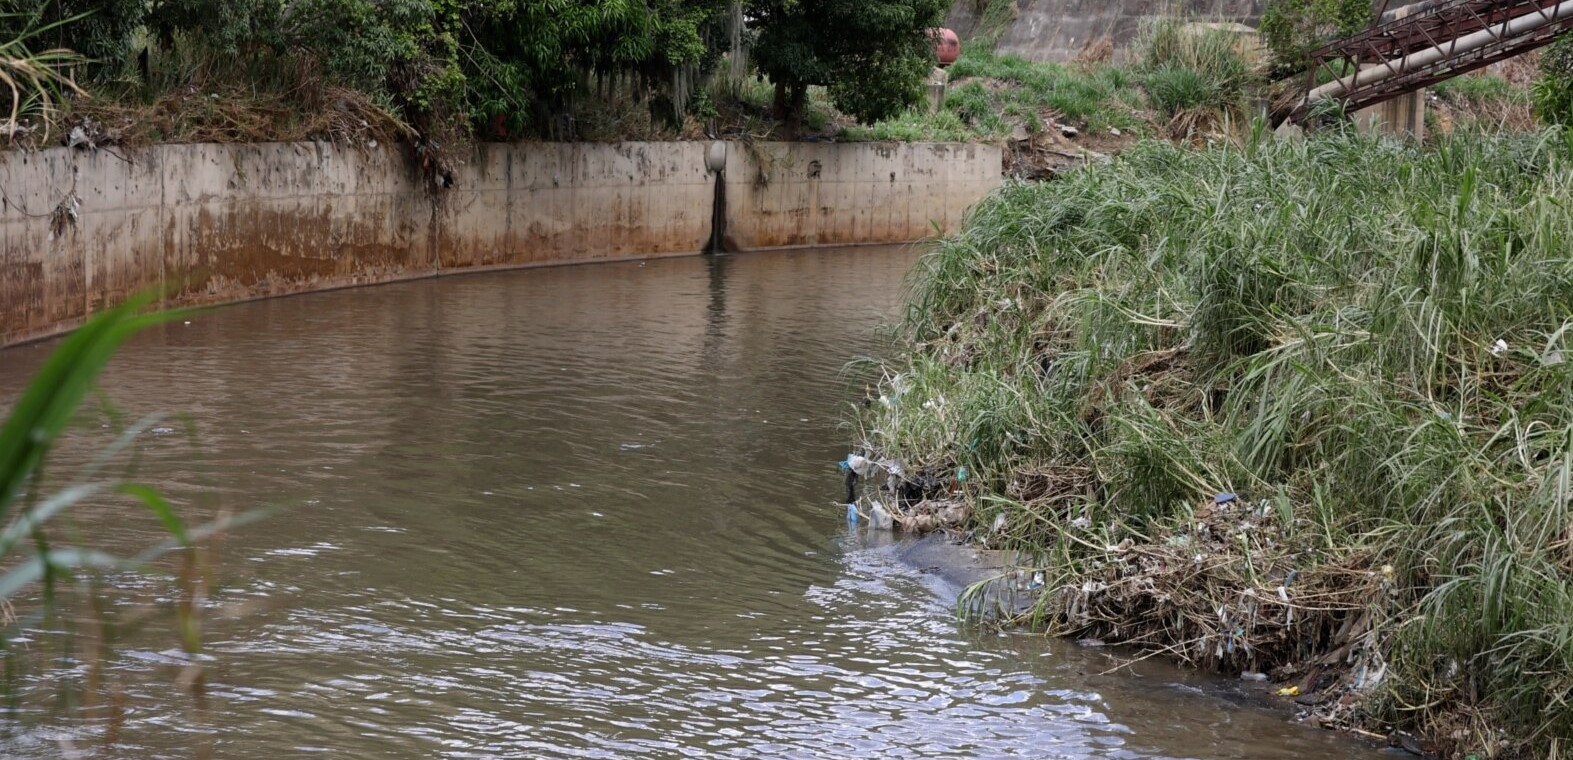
[724,142,1000,250]
[947,0,1266,62]
[0,140,1002,347]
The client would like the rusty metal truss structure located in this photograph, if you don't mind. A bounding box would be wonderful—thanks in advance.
[1288,0,1573,123]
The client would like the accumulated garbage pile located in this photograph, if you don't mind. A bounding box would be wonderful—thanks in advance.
[840,448,1397,740]
[1015,488,1398,736]
[840,452,971,533]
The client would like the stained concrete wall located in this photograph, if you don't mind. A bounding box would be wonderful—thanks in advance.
[947,0,1267,62]
[0,140,1002,347]
[723,142,1001,251]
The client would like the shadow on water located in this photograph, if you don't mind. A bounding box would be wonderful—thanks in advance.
[0,247,1378,759]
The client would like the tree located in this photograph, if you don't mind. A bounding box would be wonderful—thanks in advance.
[5,0,954,143]
[458,0,728,137]
[750,0,948,125]
[1533,35,1573,126]
[1259,0,1372,74]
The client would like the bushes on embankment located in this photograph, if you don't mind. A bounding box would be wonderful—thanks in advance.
[846,20,1261,145]
[860,127,1573,757]
[1,0,953,151]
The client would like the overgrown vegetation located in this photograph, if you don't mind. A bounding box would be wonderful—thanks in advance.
[1432,73,1535,134]
[1132,19,1257,136]
[1434,73,1523,109]
[857,127,1573,757]
[844,20,1260,147]
[0,0,1400,153]
[0,9,88,142]
[0,0,955,153]
[847,46,1147,142]
[1259,0,1372,75]
[751,0,948,125]
[1,0,1561,153]
[1533,36,1573,126]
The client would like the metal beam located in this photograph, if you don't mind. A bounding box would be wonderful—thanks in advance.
[1287,0,1573,123]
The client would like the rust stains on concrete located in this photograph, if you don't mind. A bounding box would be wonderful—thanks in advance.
[0,140,1001,348]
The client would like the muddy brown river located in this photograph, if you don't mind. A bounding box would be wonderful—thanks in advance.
[0,246,1375,758]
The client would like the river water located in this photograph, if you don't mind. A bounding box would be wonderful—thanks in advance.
[0,246,1373,759]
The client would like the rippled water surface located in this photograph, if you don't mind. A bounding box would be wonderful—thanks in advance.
[0,247,1375,758]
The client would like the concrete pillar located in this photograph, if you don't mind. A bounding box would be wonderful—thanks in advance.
[928,67,950,113]
[1353,65,1427,140]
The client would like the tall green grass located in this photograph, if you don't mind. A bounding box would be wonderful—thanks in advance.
[1133,18,1257,127]
[845,22,1263,145]
[843,47,1146,142]
[863,127,1573,755]
[951,48,1147,132]
[1433,74,1537,134]
[0,12,88,142]
[1433,74,1523,107]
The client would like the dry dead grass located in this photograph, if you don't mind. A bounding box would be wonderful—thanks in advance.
[67,82,410,149]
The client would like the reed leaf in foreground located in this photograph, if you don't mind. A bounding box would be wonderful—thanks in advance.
[0,293,170,523]
[0,296,240,711]
[0,11,88,140]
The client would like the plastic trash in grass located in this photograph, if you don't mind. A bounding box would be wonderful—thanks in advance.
[870,501,894,531]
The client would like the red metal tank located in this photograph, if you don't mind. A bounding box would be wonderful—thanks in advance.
[931,28,960,67]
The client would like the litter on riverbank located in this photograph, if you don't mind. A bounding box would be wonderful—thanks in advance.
[854,127,1573,759]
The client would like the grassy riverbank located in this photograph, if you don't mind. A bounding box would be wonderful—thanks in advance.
[843,20,1257,146]
[857,127,1573,757]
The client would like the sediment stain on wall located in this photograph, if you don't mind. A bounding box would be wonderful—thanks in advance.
[0,140,1001,347]
[947,0,1266,62]
[724,142,1001,251]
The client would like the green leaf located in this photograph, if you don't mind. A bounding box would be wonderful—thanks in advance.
[118,483,191,547]
[0,293,183,522]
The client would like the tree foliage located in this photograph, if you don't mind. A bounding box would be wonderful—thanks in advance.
[1259,0,1372,73]
[1,0,948,139]
[459,0,727,136]
[751,0,948,124]
[1533,35,1573,126]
